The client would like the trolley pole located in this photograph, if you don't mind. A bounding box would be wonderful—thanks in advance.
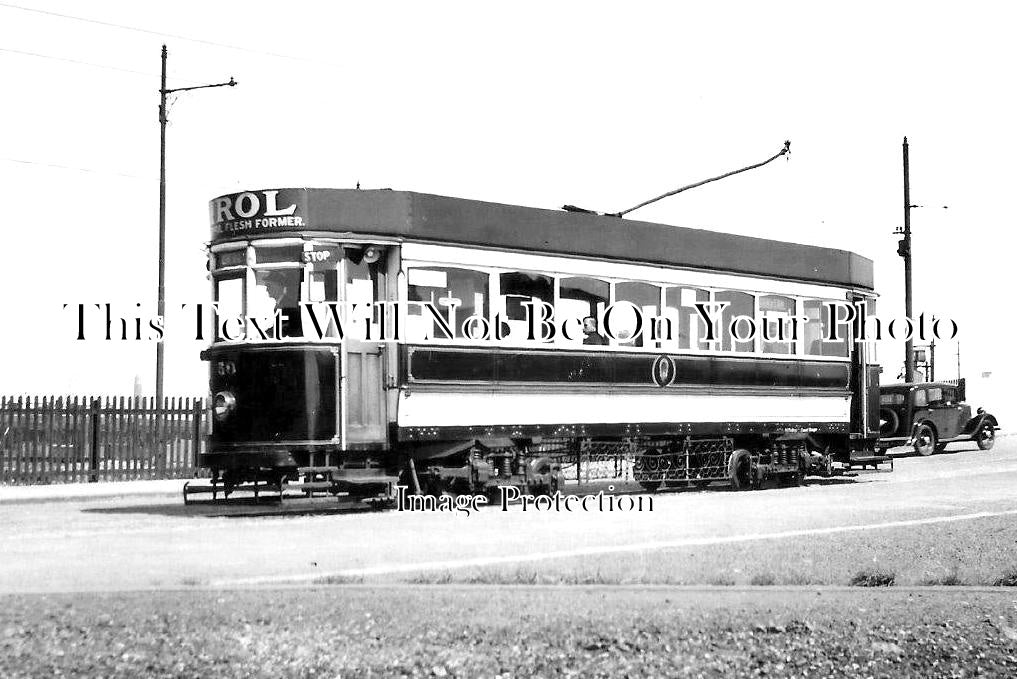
[902,137,915,383]
[155,45,236,405]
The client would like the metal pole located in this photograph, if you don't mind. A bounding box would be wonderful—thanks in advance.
[157,45,168,405]
[902,137,915,382]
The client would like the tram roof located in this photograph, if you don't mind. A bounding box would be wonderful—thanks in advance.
[210,188,874,290]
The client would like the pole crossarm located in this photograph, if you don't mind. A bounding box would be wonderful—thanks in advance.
[607,140,791,218]
[164,77,236,95]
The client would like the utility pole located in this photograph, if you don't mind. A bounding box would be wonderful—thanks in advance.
[157,46,168,407]
[900,137,915,383]
[156,45,236,405]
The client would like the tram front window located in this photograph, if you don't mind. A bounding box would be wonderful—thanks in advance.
[214,276,244,332]
[254,268,303,337]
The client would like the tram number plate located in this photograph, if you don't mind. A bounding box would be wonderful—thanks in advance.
[652,355,676,387]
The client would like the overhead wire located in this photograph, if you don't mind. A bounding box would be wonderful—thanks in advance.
[0,2,338,65]
[0,46,200,84]
[1,156,151,180]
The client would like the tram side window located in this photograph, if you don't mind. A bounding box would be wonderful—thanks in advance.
[716,290,755,352]
[760,295,796,355]
[407,267,489,340]
[558,277,610,346]
[663,287,710,351]
[804,299,849,357]
[614,282,661,348]
[499,272,553,342]
[254,268,304,338]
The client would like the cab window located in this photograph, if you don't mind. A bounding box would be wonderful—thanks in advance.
[913,389,928,407]
[253,268,303,337]
[213,275,244,339]
[251,244,306,338]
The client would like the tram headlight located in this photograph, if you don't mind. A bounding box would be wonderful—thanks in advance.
[362,246,383,264]
[213,391,237,421]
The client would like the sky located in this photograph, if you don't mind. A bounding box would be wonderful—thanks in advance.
[1,1,1014,418]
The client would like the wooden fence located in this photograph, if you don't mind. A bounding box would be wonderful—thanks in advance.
[1,396,207,485]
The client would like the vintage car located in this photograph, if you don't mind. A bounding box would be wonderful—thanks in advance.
[876,380,999,456]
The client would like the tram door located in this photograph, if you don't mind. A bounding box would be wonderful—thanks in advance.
[849,295,880,438]
[341,249,388,447]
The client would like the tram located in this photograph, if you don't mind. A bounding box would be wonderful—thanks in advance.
[189,187,885,503]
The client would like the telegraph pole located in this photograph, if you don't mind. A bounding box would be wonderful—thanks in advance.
[157,45,168,406]
[901,137,915,382]
[156,45,236,405]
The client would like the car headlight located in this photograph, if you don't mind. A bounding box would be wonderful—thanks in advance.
[213,391,237,421]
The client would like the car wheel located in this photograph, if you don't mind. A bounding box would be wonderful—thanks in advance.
[914,424,937,456]
[976,422,996,451]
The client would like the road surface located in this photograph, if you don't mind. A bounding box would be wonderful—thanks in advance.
[1,438,1016,593]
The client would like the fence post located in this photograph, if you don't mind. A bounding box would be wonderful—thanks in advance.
[89,397,100,482]
[191,398,203,473]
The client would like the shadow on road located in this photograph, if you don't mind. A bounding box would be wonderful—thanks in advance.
[82,497,382,519]
[888,443,984,460]
[81,474,866,519]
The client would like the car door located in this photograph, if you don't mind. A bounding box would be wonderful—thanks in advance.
[938,387,969,439]
[924,387,964,439]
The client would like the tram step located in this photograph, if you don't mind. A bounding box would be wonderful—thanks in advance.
[183,481,282,495]
[848,454,893,470]
[849,454,892,464]
[297,466,340,475]
[288,481,336,492]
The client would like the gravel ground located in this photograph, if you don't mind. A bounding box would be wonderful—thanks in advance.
[402,513,1017,587]
[3,587,1017,678]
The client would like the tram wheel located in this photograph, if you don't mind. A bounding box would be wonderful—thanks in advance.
[729,449,754,491]
[914,424,936,457]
